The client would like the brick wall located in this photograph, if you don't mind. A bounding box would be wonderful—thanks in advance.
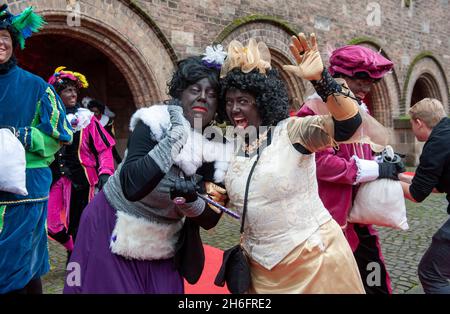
[10,0,450,163]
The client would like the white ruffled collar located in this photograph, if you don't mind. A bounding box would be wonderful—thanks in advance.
[66,108,94,132]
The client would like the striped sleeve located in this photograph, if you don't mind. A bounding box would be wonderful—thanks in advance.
[17,85,73,156]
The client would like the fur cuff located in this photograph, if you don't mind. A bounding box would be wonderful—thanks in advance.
[110,210,183,260]
[129,105,232,183]
[352,155,379,184]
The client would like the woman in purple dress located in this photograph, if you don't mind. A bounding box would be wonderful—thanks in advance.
[63,46,231,293]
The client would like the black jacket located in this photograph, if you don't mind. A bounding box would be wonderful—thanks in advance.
[410,117,450,213]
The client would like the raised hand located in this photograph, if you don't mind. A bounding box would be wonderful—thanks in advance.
[167,104,190,154]
[283,33,324,81]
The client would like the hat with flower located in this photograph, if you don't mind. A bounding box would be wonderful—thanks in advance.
[48,66,89,93]
[202,44,227,70]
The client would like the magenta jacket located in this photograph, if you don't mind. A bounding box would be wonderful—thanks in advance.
[297,99,376,251]
[80,115,116,188]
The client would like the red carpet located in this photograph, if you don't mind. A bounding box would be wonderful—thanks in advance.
[184,244,230,294]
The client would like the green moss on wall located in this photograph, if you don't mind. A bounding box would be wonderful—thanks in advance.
[347,37,382,48]
[402,51,437,107]
[214,14,298,44]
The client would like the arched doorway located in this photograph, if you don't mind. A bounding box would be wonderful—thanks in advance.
[8,0,178,154]
[270,48,306,114]
[410,73,442,106]
[404,55,448,113]
[16,34,134,156]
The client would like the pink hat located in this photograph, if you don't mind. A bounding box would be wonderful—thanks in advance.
[328,45,394,79]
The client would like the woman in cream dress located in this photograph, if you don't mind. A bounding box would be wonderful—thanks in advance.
[218,34,386,293]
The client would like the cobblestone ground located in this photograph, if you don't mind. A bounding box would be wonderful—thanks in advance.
[42,193,448,294]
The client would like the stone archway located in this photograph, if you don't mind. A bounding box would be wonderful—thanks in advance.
[410,73,444,107]
[404,55,449,113]
[16,34,135,156]
[215,18,306,113]
[9,0,177,153]
[399,55,448,165]
[369,79,396,128]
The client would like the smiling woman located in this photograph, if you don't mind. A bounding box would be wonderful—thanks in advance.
[225,89,261,130]
[168,56,221,129]
[0,30,13,65]
[214,35,383,294]
[63,46,234,294]
[179,76,218,128]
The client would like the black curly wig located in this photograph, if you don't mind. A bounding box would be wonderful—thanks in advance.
[218,68,289,126]
[167,56,220,99]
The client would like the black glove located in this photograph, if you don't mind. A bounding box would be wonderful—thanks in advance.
[97,174,110,190]
[378,161,405,180]
[170,177,198,203]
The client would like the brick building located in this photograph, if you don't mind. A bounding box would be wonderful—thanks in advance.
[9,0,450,164]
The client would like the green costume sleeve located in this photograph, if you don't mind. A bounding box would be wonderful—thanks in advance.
[16,85,73,167]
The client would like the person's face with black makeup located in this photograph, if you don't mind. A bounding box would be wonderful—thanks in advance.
[344,76,377,100]
[180,77,218,129]
[60,84,78,108]
[225,88,262,129]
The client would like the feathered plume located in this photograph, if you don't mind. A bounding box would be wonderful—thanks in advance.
[11,7,46,49]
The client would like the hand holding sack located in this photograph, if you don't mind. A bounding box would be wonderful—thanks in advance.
[349,148,408,230]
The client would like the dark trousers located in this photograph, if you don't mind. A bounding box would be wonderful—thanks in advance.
[6,278,43,294]
[418,217,450,294]
[67,185,90,243]
[353,224,391,294]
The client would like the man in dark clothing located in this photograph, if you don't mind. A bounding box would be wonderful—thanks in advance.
[400,98,450,294]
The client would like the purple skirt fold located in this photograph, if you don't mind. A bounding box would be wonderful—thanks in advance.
[63,191,184,294]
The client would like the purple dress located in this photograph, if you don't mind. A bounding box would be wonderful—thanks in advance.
[63,191,184,294]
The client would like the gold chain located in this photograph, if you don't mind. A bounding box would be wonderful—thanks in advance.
[242,130,268,154]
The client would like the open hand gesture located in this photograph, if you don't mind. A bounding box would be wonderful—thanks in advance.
[283,33,324,81]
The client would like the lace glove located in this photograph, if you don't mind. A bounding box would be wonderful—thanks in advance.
[283,33,355,115]
[148,105,190,173]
